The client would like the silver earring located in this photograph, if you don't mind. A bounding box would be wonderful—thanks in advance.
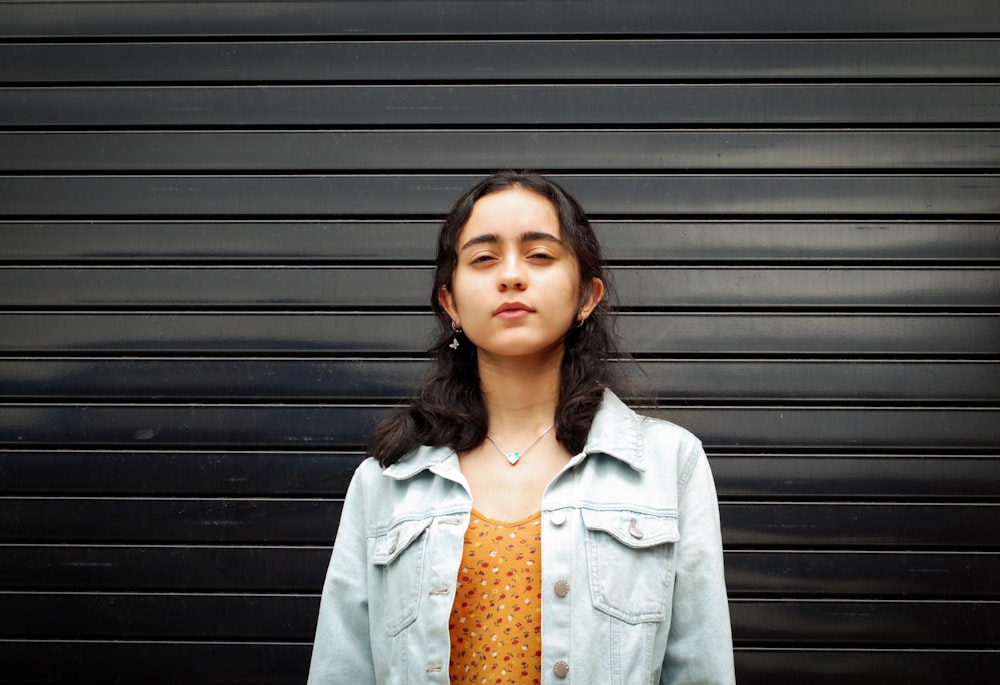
[450,320,462,349]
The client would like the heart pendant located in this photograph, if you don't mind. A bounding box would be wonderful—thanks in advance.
[506,451,520,465]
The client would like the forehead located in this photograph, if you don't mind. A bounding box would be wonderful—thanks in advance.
[459,187,561,240]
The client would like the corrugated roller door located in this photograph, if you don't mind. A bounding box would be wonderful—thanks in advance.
[1,1,998,683]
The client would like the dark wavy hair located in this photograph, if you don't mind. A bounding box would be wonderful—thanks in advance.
[370,171,624,467]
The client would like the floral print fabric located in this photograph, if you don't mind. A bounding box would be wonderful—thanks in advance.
[449,509,543,684]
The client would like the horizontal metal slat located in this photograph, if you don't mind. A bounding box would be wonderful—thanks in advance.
[3,546,997,596]
[3,220,997,263]
[5,129,999,171]
[3,499,998,549]
[0,219,442,263]
[0,592,318,640]
[0,266,432,309]
[714,455,1000,501]
[0,450,363,497]
[0,498,342,544]
[2,359,996,402]
[734,649,1000,685]
[0,545,330,592]
[3,451,999,501]
[2,174,999,217]
[3,84,998,127]
[1,266,995,309]
[1,312,995,355]
[8,358,1000,403]
[0,404,996,449]
[0,643,997,685]
[731,599,1000,648]
[615,267,1000,309]
[5,39,1000,83]
[593,221,1000,263]
[0,640,309,685]
[726,551,1000,597]
[2,1,998,38]
[0,358,431,400]
[2,594,995,649]
[721,503,1000,550]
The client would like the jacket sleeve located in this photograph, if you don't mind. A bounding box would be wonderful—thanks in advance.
[660,441,736,685]
[307,462,377,685]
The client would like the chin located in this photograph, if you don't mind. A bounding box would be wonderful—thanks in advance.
[478,338,565,361]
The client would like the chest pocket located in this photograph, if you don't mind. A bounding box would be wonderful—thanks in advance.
[372,516,434,635]
[582,509,679,624]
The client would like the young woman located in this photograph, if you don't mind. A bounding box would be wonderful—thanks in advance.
[307,172,735,684]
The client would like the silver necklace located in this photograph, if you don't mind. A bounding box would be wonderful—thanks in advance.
[485,424,554,466]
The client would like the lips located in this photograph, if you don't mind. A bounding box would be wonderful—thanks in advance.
[493,301,535,319]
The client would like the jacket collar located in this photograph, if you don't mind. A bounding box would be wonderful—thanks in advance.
[581,389,646,472]
[382,443,458,481]
[382,389,645,480]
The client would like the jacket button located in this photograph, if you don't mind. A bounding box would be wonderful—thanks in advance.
[554,579,570,597]
[628,517,644,540]
[550,510,566,526]
[553,660,570,678]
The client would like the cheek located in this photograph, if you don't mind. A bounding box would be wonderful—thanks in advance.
[446,273,478,319]
[545,269,584,308]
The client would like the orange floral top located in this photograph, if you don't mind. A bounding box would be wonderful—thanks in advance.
[448,509,543,685]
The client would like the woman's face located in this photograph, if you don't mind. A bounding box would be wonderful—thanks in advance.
[439,187,604,364]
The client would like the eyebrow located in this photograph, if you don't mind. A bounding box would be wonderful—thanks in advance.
[459,231,563,253]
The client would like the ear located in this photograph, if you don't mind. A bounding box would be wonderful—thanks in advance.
[577,277,605,322]
[438,285,460,325]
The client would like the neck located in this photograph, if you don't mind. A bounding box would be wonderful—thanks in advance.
[477,348,562,436]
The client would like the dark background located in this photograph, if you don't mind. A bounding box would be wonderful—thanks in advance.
[1,1,998,682]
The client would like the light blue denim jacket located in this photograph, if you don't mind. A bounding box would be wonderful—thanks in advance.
[308,391,735,684]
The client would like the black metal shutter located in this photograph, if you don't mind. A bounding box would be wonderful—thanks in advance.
[1,2,998,682]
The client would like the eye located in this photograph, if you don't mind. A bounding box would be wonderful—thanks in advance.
[527,251,555,262]
[469,253,497,265]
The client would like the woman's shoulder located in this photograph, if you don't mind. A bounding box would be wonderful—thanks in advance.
[347,446,463,504]
[636,413,708,484]
[636,412,704,453]
[586,391,705,479]
[598,390,704,451]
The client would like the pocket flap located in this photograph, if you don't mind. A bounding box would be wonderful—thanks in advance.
[373,517,433,565]
[582,509,679,548]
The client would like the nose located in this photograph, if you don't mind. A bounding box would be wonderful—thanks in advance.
[498,253,527,291]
